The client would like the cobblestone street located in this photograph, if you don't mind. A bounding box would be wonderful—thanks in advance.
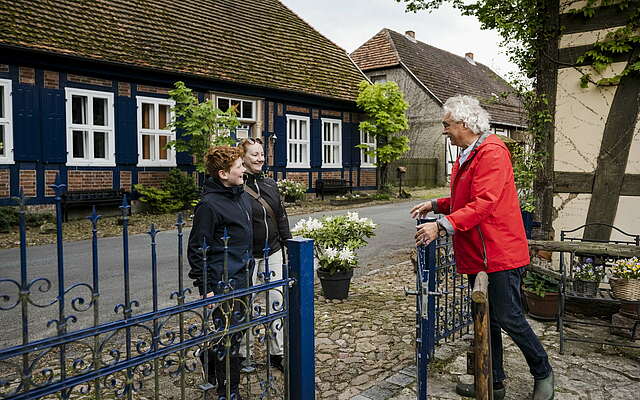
[316,260,640,400]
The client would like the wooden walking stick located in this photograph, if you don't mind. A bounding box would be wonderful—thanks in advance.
[472,271,493,400]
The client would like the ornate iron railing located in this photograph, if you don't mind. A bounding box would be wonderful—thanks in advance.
[0,178,315,400]
[414,218,472,400]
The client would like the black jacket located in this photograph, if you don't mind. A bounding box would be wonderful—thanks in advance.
[187,177,253,295]
[244,173,292,258]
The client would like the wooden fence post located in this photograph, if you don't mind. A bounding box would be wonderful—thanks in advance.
[472,271,493,400]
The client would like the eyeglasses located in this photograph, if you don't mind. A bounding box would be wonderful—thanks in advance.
[243,137,263,145]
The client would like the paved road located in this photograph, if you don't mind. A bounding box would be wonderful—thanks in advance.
[0,200,424,346]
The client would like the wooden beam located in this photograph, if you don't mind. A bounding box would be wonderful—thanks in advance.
[560,4,629,34]
[558,44,629,66]
[554,171,594,193]
[585,48,640,241]
[472,271,492,400]
[528,240,640,257]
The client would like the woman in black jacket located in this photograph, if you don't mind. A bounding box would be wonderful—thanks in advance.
[187,146,252,400]
[239,138,292,372]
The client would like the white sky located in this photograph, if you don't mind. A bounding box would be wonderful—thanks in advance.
[279,0,519,80]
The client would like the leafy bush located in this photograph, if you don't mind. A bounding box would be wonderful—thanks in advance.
[0,207,54,233]
[135,169,199,214]
[371,193,391,201]
[276,179,306,202]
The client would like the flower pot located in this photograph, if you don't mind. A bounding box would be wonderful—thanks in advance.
[523,289,559,321]
[610,278,640,302]
[573,279,599,297]
[317,269,353,300]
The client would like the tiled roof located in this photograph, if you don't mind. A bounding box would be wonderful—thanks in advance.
[0,0,366,102]
[351,29,526,127]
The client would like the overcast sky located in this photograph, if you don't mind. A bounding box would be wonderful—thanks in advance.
[279,0,519,80]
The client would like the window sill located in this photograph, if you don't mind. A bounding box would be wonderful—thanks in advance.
[66,160,116,167]
[286,164,310,169]
[137,161,178,168]
[0,158,15,165]
[321,164,342,169]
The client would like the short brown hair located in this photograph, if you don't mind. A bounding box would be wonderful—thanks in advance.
[205,146,242,178]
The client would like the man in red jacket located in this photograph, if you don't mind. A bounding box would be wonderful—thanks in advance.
[411,95,554,400]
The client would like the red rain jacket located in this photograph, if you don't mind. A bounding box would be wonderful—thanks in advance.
[437,134,530,275]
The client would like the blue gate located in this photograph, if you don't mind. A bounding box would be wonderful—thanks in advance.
[412,218,473,400]
[0,181,315,400]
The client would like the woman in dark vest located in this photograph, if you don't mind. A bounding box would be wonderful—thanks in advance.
[239,138,292,372]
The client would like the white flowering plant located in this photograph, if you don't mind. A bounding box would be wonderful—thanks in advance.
[611,257,640,280]
[292,212,377,274]
[276,179,306,202]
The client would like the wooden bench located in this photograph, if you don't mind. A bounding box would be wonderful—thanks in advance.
[315,178,352,200]
[61,189,126,221]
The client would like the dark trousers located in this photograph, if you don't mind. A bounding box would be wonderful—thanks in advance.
[199,299,246,397]
[469,267,552,383]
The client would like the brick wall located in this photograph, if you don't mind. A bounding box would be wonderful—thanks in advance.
[268,102,274,132]
[137,84,169,95]
[312,109,319,119]
[320,171,341,180]
[120,171,132,191]
[67,74,112,87]
[344,112,351,123]
[321,110,341,118]
[19,67,35,85]
[277,103,283,116]
[68,170,114,191]
[0,65,8,72]
[285,172,309,189]
[118,82,131,97]
[360,169,377,187]
[0,169,9,198]
[137,171,169,188]
[44,71,59,89]
[19,170,36,197]
[45,170,59,197]
[311,172,319,189]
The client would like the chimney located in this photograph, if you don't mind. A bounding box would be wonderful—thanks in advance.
[405,30,415,39]
[465,52,474,60]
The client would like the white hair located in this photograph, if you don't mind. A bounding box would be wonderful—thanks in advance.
[442,95,490,135]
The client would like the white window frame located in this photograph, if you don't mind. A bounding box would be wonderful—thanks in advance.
[0,79,14,164]
[360,130,376,168]
[136,96,176,167]
[65,88,115,167]
[286,115,310,168]
[321,118,342,168]
[215,95,256,122]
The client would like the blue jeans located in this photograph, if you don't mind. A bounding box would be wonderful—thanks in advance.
[469,267,552,383]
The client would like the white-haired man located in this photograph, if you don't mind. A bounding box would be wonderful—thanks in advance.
[411,95,554,400]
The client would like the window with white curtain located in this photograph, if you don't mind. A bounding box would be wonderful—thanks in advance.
[321,118,341,168]
[137,96,176,166]
[286,115,310,168]
[360,130,376,167]
[0,79,13,164]
[65,88,115,166]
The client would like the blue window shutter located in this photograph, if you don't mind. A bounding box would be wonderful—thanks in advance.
[342,122,351,167]
[42,89,66,163]
[310,118,321,168]
[115,96,137,164]
[275,115,286,167]
[175,127,192,165]
[13,84,41,161]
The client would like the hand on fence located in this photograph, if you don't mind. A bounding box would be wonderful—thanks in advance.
[410,201,433,219]
[206,291,215,308]
[416,222,439,246]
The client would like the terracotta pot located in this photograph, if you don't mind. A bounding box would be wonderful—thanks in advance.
[523,289,559,321]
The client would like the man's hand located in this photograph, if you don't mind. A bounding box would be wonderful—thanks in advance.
[415,222,439,246]
[206,291,215,308]
[410,201,433,219]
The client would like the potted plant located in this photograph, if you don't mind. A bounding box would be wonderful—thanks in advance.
[522,269,560,320]
[291,212,376,299]
[572,257,604,297]
[609,257,640,302]
[276,179,306,203]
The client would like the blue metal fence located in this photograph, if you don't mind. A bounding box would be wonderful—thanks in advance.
[0,179,315,400]
[414,218,473,400]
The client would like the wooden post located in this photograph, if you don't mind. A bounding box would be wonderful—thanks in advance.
[472,271,493,400]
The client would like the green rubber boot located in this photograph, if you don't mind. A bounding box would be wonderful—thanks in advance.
[455,382,506,399]
[532,370,554,400]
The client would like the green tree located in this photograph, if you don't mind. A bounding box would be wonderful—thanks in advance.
[167,81,239,173]
[356,80,410,191]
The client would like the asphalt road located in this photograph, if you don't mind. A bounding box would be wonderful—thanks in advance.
[0,200,424,347]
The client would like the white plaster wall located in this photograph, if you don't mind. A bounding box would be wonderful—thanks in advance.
[559,27,625,48]
[554,62,626,172]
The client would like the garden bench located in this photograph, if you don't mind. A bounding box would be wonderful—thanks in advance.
[315,178,352,200]
[61,189,126,221]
